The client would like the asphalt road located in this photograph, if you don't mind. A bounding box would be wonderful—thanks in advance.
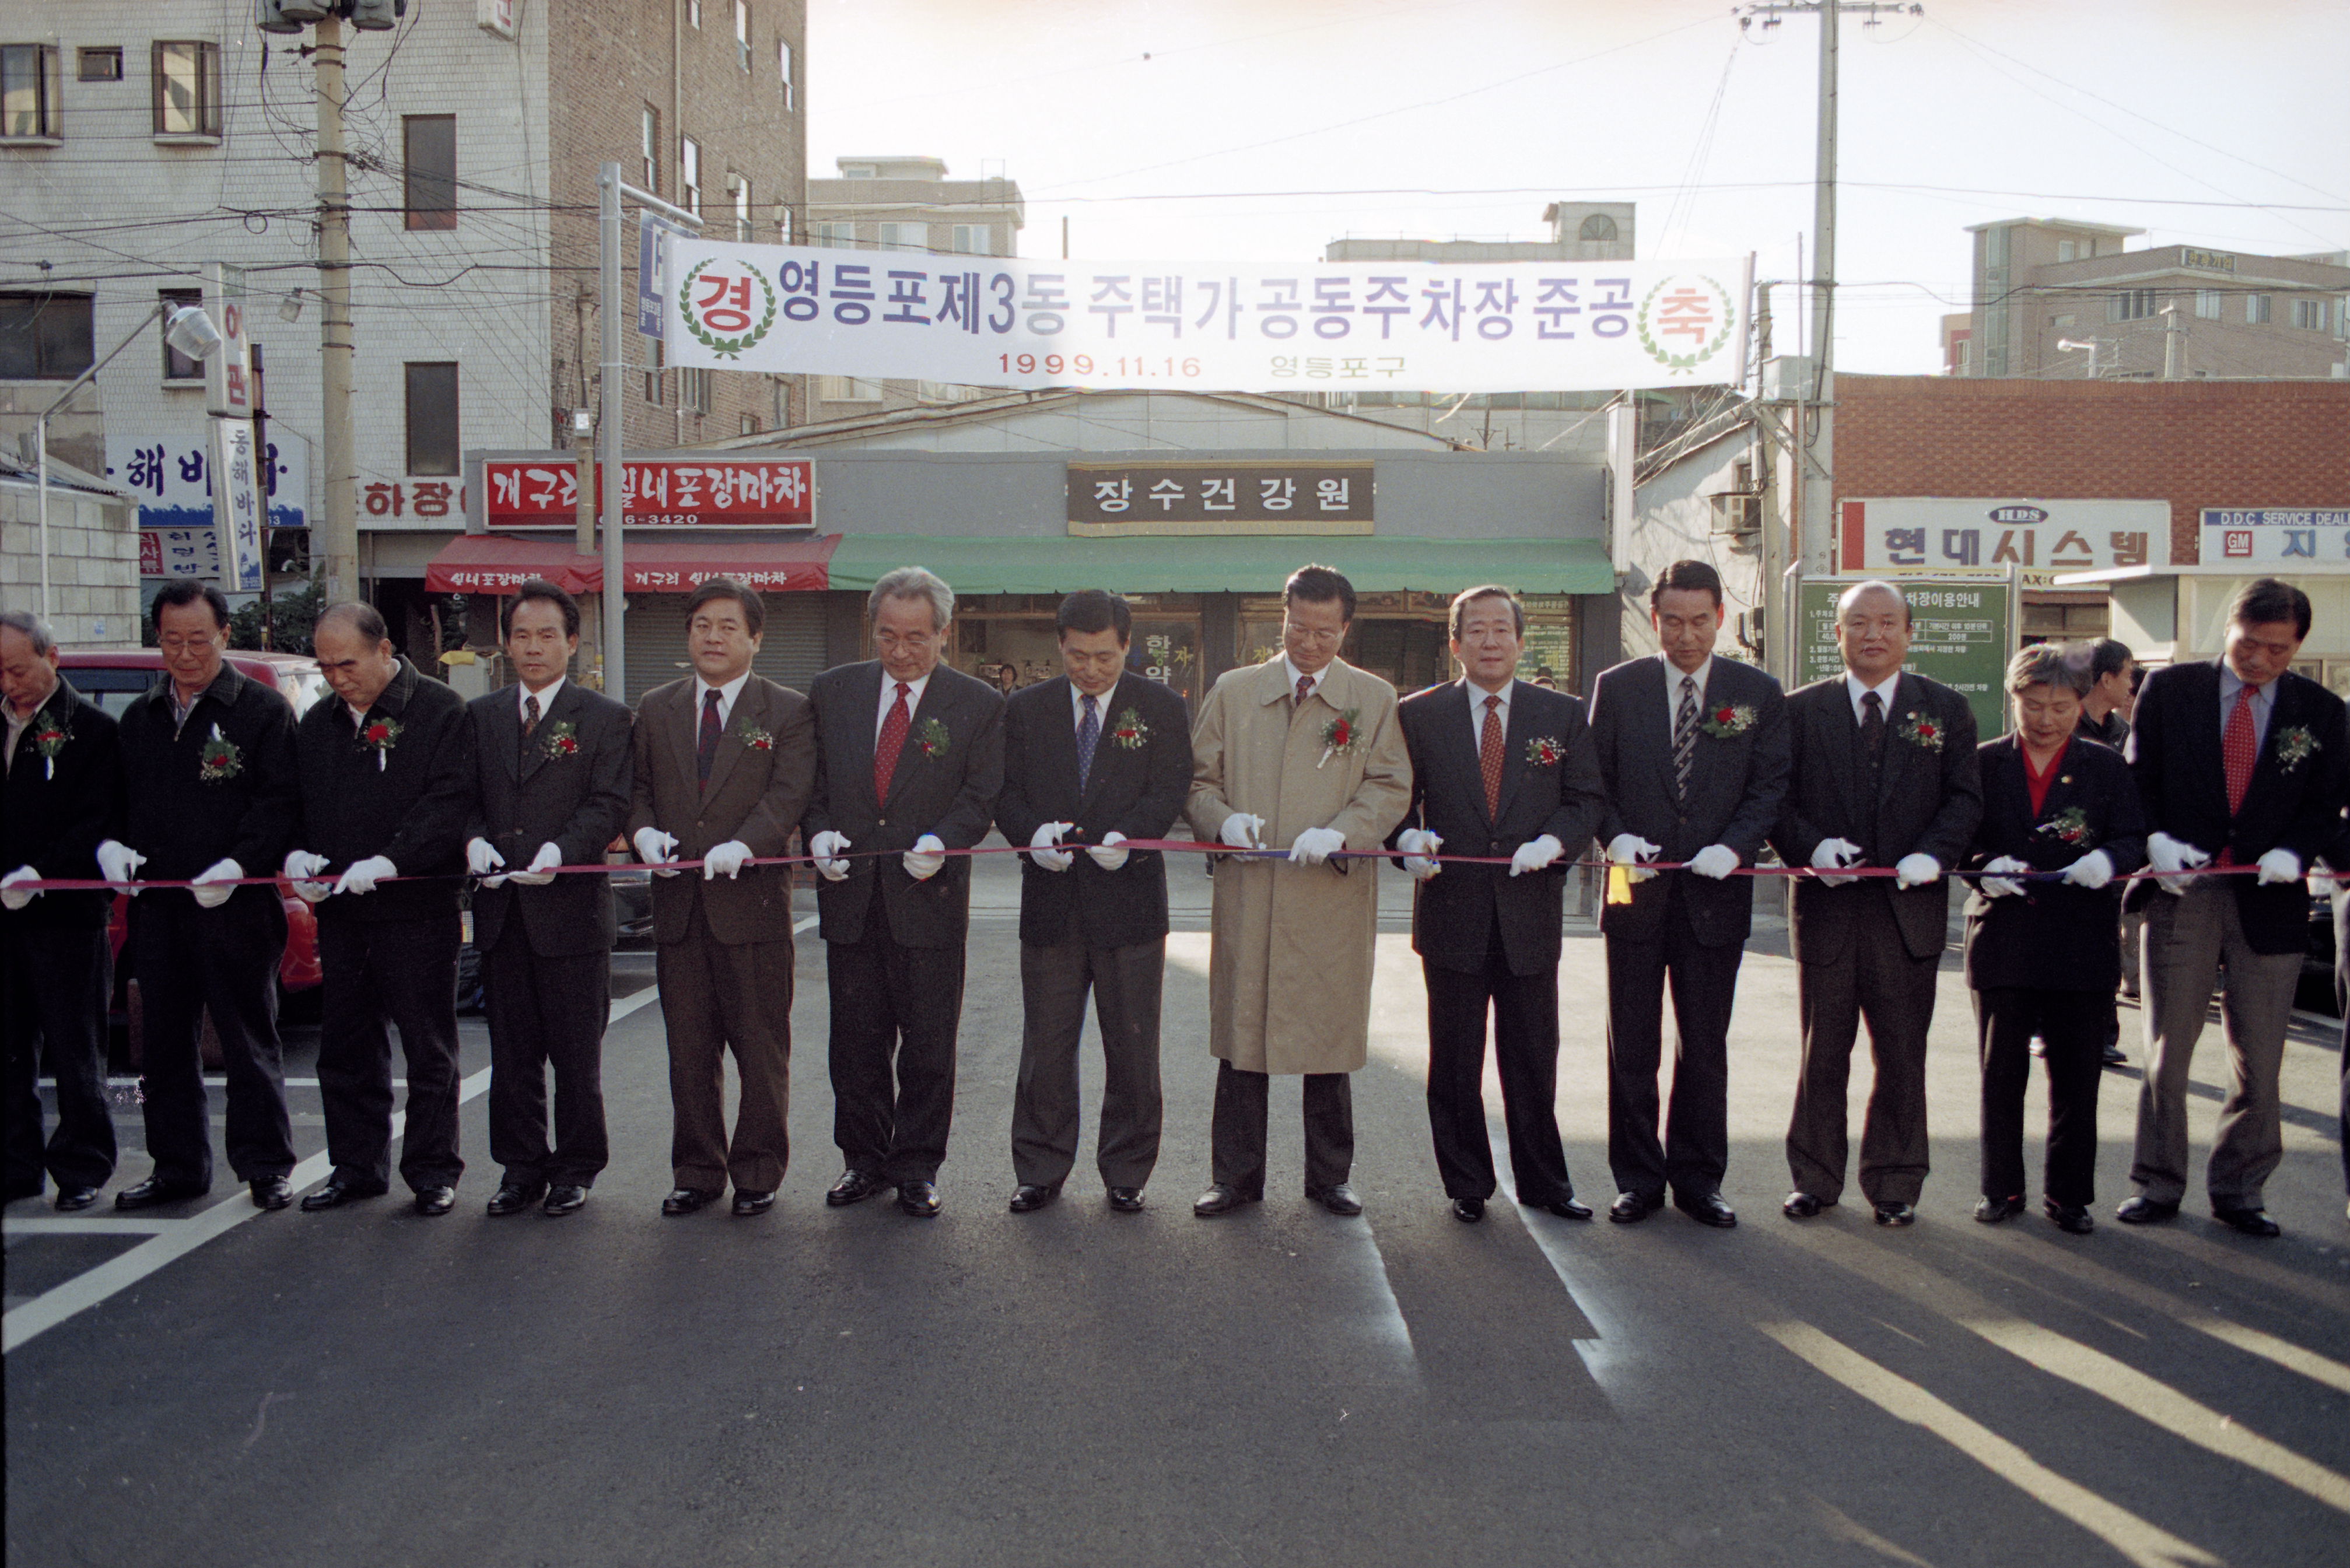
[6,851,2348,1568]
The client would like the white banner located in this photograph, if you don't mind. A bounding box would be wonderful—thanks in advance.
[661,241,1751,393]
[209,418,265,594]
[1839,497,2170,588]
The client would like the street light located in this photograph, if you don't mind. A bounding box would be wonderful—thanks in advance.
[2055,336,2100,379]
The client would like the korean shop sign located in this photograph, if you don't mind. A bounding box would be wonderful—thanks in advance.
[2200,508,2350,569]
[1068,462,1374,536]
[1838,497,2169,588]
[482,458,814,529]
[664,241,1752,394]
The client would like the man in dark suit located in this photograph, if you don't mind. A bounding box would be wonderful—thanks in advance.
[1589,560,1790,1229]
[2,611,124,1211]
[1769,580,1982,1227]
[103,578,301,1213]
[2121,577,2348,1237]
[285,603,475,1217]
[804,566,1004,1219]
[628,577,815,1218]
[993,590,1191,1214]
[1390,584,1606,1225]
[464,579,633,1218]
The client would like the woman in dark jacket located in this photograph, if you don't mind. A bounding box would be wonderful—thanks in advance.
[1963,644,2148,1233]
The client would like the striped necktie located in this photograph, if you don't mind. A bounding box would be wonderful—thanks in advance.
[1672,674,1698,802]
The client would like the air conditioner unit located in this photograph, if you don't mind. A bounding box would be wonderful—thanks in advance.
[1710,493,1762,535]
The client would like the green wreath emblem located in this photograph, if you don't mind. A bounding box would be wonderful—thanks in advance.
[678,259,779,360]
[1635,275,1736,374]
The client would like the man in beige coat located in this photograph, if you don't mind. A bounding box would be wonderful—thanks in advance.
[1188,565,1413,1218]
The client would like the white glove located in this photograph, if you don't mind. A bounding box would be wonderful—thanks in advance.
[2146,830,2209,897]
[2310,858,2342,899]
[0,865,38,911]
[1396,827,1443,881]
[97,839,146,893]
[1027,820,1076,873]
[190,858,243,910]
[1289,826,1346,867]
[2062,850,2114,891]
[507,842,561,888]
[903,833,947,881]
[1607,832,1661,884]
[1220,812,1266,851]
[1511,834,1566,878]
[332,855,395,897]
[1810,837,1862,888]
[634,827,681,879]
[2256,847,2303,887]
[1979,854,2030,899]
[465,837,506,876]
[1894,853,1942,889]
[702,840,752,881]
[1687,844,1740,881]
[1085,831,1130,872]
[810,829,852,882]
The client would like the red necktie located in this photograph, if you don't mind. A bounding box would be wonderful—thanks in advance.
[1479,693,1505,818]
[2222,682,2258,816]
[1295,673,1314,709]
[873,681,912,801]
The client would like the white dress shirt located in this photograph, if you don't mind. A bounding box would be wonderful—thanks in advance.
[1070,679,1119,731]
[695,669,751,730]
[1281,655,1324,706]
[519,674,566,724]
[1844,669,1901,726]
[875,669,930,739]
[2217,665,2277,753]
[1660,654,1714,746]
[1463,675,1513,756]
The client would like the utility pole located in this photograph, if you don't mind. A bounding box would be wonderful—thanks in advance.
[2160,305,2184,379]
[253,343,274,649]
[314,12,356,602]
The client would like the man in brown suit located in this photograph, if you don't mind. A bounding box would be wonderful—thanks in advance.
[629,578,817,1216]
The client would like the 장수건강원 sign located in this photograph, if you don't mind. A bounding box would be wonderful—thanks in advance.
[1069,461,1372,536]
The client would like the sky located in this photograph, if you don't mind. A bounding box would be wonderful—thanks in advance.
[806,0,2350,376]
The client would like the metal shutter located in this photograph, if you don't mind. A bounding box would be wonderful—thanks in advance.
[621,592,828,703]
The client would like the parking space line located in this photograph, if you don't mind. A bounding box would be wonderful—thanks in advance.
[3,1218,178,1237]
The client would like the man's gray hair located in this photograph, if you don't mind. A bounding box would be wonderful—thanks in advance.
[315,601,390,644]
[0,609,57,655]
[867,566,954,631]
[2005,641,2092,697]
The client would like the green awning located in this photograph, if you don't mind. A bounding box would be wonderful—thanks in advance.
[823,534,1614,596]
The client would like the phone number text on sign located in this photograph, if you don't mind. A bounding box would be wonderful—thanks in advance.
[483,458,813,529]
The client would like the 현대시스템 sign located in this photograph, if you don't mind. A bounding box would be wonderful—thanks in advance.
[482,458,814,529]
[2199,507,2350,569]
[1067,461,1372,535]
[660,241,1753,394]
[1839,497,2167,586]
[1800,577,2012,739]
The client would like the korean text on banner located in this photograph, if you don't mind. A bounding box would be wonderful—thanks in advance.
[2200,508,2350,570]
[209,419,265,594]
[662,242,1753,394]
[484,458,814,529]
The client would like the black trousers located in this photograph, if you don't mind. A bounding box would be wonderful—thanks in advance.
[130,891,293,1188]
[1012,936,1165,1191]
[483,924,610,1187]
[1789,917,1938,1206]
[317,913,464,1193]
[1210,1058,1353,1196]
[1424,936,1574,1205]
[827,901,965,1185]
[2,922,116,1193]
[657,904,794,1192]
[1974,986,2107,1207]
[1605,890,1741,1204]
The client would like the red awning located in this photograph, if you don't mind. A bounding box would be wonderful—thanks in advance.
[424,534,838,595]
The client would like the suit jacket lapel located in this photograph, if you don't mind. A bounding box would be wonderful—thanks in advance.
[493,688,524,782]
[520,680,584,784]
[886,671,948,810]
[1874,674,1924,806]
[852,662,887,809]
[1652,660,1687,806]
[1497,680,1540,825]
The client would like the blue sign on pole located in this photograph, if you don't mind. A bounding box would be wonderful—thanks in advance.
[636,215,675,339]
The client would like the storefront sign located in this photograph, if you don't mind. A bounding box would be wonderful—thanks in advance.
[1800,577,2012,738]
[663,240,1752,392]
[482,458,814,529]
[209,418,265,594]
[1839,497,2167,588]
[2199,507,2350,569]
[1068,461,1372,536]
[140,527,219,580]
[114,426,306,537]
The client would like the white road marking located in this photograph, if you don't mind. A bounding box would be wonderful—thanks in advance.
[2,1218,177,1237]
[3,987,660,1355]
[793,914,818,934]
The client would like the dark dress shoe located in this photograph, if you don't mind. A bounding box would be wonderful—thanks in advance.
[2043,1198,2095,1234]
[1782,1191,1829,1219]
[412,1187,457,1216]
[896,1180,941,1218]
[1106,1187,1146,1213]
[1609,1191,1662,1223]
[485,1182,546,1216]
[1308,1183,1363,1216]
[250,1177,293,1211]
[1873,1201,1916,1227]
[2115,1195,2179,1225]
[54,1184,103,1212]
[115,1176,209,1211]
[732,1190,776,1217]
[1676,1191,1738,1228]
[2101,1042,2128,1067]
[2212,1205,2281,1237]
[1193,1184,1259,1218]
[1451,1197,1485,1223]
[825,1168,888,1207]
[661,1187,722,1216]
[1008,1183,1060,1213]
[1539,1196,1594,1221]
[1974,1193,2026,1224]
[542,1184,587,1216]
[300,1179,387,1212]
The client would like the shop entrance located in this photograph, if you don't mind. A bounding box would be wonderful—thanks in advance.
[927,594,1207,710]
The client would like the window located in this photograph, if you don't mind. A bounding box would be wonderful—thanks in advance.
[950,224,993,257]
[2,43,61,139]
[777,207,793,245]
[687,0,701,26]
[645,338,665,404]
[78,47,121,82]
[1577,213,1617,244]
[812,220,854,248]
[680,136,701,218]
[0,292,94,379]
[2109,289,2157,322]
[679,366,711,415]
[2292,298,2329,331]
[2246,294,2271,325]
[403,114,457,231]
[739,412,761,436]
[733,0,751,70]
[640,106,659,194]
[2196,289,2223,320]
[151,41,221,138]
[160,288,204,381]
[879,220,927,251]
[729,173,752,243]
[2057,239,2078,262]
[817,375,880,402]
[404,363,461,476]
[778,40,794,111]
[839,163,877,178]
[2050,313,2075,329]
